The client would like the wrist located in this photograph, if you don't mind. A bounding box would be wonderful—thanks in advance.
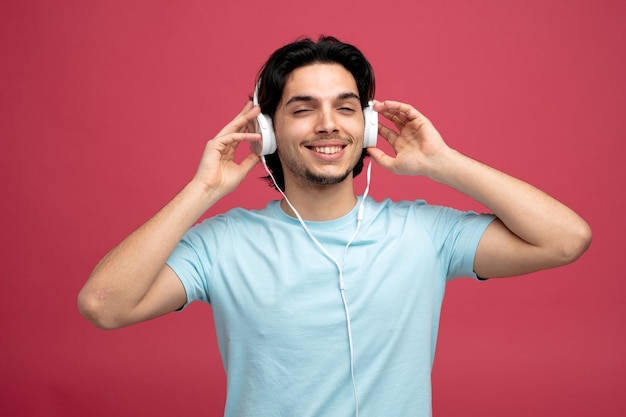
[180,179,223,213]
[421,146,463,183]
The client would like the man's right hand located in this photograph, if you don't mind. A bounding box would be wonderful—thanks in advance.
[192,101,262,198]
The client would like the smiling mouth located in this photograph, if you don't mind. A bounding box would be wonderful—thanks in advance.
[309,145,344,155]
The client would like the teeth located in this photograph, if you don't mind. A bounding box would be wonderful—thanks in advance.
[312,146,342,154]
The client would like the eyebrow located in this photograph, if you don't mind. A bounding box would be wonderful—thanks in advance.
[284,92,361,107]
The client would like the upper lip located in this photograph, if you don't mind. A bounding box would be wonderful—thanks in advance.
[303,138,351,149]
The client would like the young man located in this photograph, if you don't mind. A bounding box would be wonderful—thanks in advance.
[78,36,591,416]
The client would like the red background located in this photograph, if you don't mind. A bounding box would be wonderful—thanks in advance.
[1,0,624,416]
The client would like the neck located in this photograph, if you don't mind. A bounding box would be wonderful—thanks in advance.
[280,178,358,222]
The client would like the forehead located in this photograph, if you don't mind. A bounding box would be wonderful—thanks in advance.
[281,63,359,101]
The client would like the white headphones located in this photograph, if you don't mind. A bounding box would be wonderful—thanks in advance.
[251,82,378,156]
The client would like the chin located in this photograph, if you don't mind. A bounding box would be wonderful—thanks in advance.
[304,168,352,185]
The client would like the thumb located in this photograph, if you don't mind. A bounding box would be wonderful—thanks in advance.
[367,148,396,172]
[239,152,261,174]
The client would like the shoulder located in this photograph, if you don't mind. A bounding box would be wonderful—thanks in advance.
[364,196,494,236]
[363,196,427,211]
[363,196,450,220]
[195,200,280,227]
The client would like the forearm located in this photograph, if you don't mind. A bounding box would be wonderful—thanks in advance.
[78,180,220,326]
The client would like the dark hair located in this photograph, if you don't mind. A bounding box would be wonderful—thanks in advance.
[255,35,376,190]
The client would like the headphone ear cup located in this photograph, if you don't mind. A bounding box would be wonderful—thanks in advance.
[363,102,378,148]
[251,113,277,156]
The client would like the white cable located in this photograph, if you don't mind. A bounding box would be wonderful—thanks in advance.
[339,287,358,416]
[342,160,372,265]
[261,156,373,417]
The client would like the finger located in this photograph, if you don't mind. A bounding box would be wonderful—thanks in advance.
[238,152,261,173]
[367,147,397,173]
[377,100,423,126]
[206,131,262,158]
[238,100,254,114]
[230,101,256,129]
[379,100,418,117]
[377,123,399,146]
[219,131,262,147]
[217,102,261,137]
[380,111,407,130]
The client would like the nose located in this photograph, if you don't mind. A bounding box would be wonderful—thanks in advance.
[315,107,339,135]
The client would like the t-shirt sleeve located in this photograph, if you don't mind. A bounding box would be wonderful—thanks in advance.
[414,203,496,281]
[166,216,228,309]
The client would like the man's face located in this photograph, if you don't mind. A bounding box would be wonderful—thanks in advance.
[273,63,365,189]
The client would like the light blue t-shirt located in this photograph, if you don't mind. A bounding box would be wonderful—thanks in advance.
[167,196,495,417]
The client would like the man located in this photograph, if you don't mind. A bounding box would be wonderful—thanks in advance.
[78,36,591,416]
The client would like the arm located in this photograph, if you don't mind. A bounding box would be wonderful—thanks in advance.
[368,100,591,278]
[78,102,262,329]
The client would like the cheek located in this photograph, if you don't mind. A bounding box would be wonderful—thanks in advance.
[344,117,365,137]
[275,120,310,146]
